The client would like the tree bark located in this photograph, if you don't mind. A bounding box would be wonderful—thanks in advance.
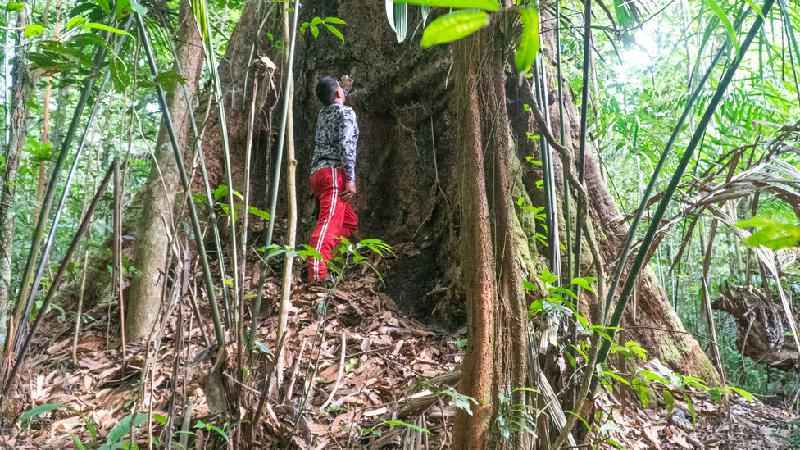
[0,8,34,349]
[126,0,204,340]
[451,33,496,450]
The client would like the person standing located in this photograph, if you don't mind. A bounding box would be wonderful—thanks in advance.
[307,76,358,283]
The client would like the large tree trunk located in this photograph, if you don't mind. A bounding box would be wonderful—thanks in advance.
[205,0,717,443]
[126,0,204,340]
[282,0,715,380]
[0,9,34,348]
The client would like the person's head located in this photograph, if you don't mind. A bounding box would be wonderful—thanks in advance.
[316,76,344,105]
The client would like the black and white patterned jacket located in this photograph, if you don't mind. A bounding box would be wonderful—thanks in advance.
[309,103,359,182]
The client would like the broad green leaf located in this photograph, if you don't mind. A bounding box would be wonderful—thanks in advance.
[395,0,500,11]
[637,369,669,385]
[705,0,739,52]
[514,6,539,74]
[6,2,24,11]
[662,389,675,413]
[613,0,634,28]
[100,413,147,449]
[85,22,131,36]
[420,10,489,48]
[247,206,270,220]
[571,276,596,293]
[66,16,88,30]
[24,24,45,38]
[737,216,800,249]
[728,386,754,402]
[324,24,344,43]
[528,299,544,315]
[18,403,63,426]
[325,17,346,25]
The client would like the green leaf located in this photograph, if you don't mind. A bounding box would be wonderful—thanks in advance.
[395,0,500,11]
[152,414,168,426]
[324,24,345,43]
[24,24,45,38]
[155,69,186,93]
[382,418,430,433]
[705,0,739,52]
[18,403,63,426]
[324,17,347,25]
[637,369,669,385]
[420,10,490,48]
[99,413,147,449]
[601,369,630,386]
[728,386,754,402]
[95,0,111,14]
[514,6,539,74]
[85,22,131,36]
[66,16,88,30]
[72,434,87,450]
[686,397,698,423]
[570,276,596,293]
[737,216,800,250]
[528,299,544,316]
[662,389,675,413]
[613,0,634,27]
[247,206,270,221]
[6,2,24,11]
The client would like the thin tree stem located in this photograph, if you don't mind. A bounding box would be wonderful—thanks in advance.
[135,12,225,346]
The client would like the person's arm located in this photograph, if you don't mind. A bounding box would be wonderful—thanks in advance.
[340,107,359,194]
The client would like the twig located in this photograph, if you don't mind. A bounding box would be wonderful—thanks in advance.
[320,332,347,410]
[284,338,307,402]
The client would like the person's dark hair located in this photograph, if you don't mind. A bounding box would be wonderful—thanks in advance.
[316,76,339,105]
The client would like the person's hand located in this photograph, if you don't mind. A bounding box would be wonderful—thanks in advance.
[340,75,353,92]
[342,181,357,201]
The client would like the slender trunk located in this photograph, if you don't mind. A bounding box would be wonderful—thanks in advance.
[0,8,33,349]
[126,0,204,340]
[452,33,495,450]
[33,79,52,230]
[701,220,725,381]
[276,0,298,391]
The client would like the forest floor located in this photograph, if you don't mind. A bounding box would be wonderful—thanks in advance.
[0,254,796,449]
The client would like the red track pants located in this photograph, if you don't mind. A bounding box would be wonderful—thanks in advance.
[307,167,358,282]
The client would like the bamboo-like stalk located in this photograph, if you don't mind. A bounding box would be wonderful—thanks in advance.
[264,0,300,247]
[15,69,113,350]
[572,0,591,293]
[249,0,300,351]
[555,0,571,288]
[239,76,258,345]
[275,0,300,392]
[192,0,242,332]
[156,11,231,328]
[700,219,726,381]
[1,162,115,399]
[601,11,747,323]
[778,0,800,105]
[10,21,125,350]
[533,57,560,280]
[597,0,773,393]
[135,13,225,346]
[113,160,127,364]
[551,2,774,447]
